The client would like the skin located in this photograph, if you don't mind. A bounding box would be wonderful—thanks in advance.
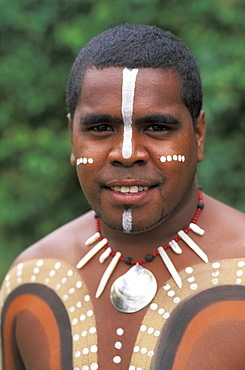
[2,66,245,369]
[69,67,205,236]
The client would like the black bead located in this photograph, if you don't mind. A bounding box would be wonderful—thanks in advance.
[197,184,202,191]
[198,201,204,210]
[94,213,99,219]
[124,257,133,265]
[145,254,154,262]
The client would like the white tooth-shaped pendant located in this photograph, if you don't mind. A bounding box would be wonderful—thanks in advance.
[178,230,208,263]
[96,252,121,298]
[169,240,182,255]
[110,264,157,313]
[99,247,112,263]
[158,247,182,288]
[76,238,108,269]
[85,232,101,246]
[189,223,205,236]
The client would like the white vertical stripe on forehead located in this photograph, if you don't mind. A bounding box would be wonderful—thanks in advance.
[122,209,133,233]
[121,68,139,159]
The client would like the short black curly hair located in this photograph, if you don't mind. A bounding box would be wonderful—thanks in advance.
[66,24,202,126]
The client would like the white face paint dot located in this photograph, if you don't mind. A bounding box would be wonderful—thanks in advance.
[163,284,171,290]
[76,301,82,308]
[236,279,242,284]
[182,155,185,162]
[84,294,90,302]
[88,158,94,164]
[49,270,56,277]
[212,270,219,277]
[160,156,166,162]
[148,351,154,357]
[73,334,79,341]
[74,351,81,358]
[185,267,193,274]
[36,260,44,267]
[87,309,93,317]
[81,330,88,337]
[187,276,195,283]
[178,155,182,161]
[167,155,172,161]
[80,314,86,321]
[140,325,147,332]
[129,367,136,370]
[82,367,89,370]
[212,278,219,284]
[67,269,74,277]
[61,277,67,284]
[163,312,170,319]
[173,155,178,161]
[154,330,161,337]
[134,346,140,353]
[83,157,88,164]
[33,267,40,274]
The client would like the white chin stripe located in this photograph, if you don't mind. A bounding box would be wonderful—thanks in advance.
[160,155,186,163]
[122,209,132,233]
[122,68,139,159]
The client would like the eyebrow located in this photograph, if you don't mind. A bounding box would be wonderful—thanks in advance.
[79,113,181,126]
[79,113,117,126]
[135,114,181,126]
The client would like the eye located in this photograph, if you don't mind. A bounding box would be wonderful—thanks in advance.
[91,124,113,132]
[146,124,170,132]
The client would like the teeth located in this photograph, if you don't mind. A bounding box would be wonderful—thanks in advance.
[111,186,149,193]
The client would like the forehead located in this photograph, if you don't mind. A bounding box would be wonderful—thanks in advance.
[78,67,185,116]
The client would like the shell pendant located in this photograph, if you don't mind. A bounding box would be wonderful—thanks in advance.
[110,264,158,313]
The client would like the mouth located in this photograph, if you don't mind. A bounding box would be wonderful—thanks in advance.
[110,185,149,194]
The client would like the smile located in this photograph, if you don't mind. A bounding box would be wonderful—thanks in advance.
[110,186,149,194]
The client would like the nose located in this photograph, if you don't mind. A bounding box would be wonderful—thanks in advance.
[108,132,149,167]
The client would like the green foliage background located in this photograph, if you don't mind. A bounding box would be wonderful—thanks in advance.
[0,0,244,282]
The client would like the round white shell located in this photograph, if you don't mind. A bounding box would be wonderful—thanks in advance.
[110,264,158,313]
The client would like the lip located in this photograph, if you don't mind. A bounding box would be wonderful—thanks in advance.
[103,185,157,205]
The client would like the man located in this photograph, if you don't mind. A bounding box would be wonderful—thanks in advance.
[1,24,245,369]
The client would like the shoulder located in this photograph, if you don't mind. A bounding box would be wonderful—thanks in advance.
[10,210,96,269]
[202,193,245,258]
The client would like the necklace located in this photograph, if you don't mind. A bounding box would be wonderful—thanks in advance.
[76,186,208,313]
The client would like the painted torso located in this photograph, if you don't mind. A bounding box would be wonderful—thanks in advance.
[1,257,245,369]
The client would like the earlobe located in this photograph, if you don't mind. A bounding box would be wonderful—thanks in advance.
[196,110,206,163]
[67,113,76,166]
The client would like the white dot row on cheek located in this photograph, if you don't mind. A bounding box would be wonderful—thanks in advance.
[76,157,94,165]
[160,154,185,163]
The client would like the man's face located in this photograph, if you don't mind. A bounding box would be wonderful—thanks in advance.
[70,67,205,233]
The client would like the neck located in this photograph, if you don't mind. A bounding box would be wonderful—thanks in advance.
[98,184,200,259]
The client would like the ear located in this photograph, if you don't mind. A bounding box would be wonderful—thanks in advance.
[67,113,76,166]
[195,110,206,163]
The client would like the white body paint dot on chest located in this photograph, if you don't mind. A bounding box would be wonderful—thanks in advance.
[121,68,139,159]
